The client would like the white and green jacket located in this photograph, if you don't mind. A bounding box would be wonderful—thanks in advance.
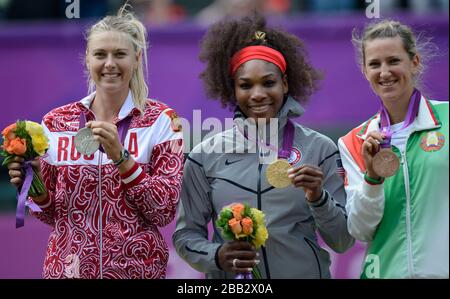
[338,96,448,279]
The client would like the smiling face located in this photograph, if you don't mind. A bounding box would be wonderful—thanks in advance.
[363,36,419,107]
[234,59,288,121]
[86,31,139,95]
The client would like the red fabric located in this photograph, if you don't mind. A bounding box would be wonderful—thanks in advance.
[341,126,366,174]
[31,100,184,278]
[124,165,146,188]
[230,45,287,76]
[119,160,139,180]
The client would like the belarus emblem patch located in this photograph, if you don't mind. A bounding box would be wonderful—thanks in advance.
[420,131,445,152]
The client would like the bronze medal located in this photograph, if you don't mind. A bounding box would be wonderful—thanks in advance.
[266,159,292,188]
[372,148,400,178]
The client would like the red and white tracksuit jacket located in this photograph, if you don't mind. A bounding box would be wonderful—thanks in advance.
[31,92,184,278]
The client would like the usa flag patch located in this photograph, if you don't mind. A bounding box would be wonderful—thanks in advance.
[336,158,346,179]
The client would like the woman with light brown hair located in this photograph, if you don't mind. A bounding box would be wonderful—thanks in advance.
[338,19,448,278]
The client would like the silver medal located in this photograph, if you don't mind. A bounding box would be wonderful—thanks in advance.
[74,127,100,155]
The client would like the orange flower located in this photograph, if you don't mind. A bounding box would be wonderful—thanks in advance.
[241,217,253,235]
[2,123,16,140]
[6,137,26,155]
[1,138,10,150]
[228,218,242,235]
[231,203,245,221]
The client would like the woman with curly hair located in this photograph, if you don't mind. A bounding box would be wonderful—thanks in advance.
[172,14,354,279]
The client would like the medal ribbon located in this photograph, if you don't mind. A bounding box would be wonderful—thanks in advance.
[79,112,132,152]
[235,118,295,159]
[379,88,421,148]
[15,161,42,228]
[234,118,278,152]
[278,120,294,159]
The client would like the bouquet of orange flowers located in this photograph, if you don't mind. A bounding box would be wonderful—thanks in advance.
[1,120,49,227]
[216,203,269,279]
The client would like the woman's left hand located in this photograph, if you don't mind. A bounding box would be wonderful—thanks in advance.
[86,121,123,162]
[288,164,324,202]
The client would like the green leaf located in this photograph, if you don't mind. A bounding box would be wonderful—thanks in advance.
[243,204,251,217]
[14,121,39,159]
[220,209,232,219]
[1,155,14,166]
[252,265,263,279]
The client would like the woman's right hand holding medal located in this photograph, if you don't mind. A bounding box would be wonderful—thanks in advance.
[288,164,324,202]
[362,130,384,180]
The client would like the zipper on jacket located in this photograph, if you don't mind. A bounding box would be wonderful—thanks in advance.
[98,154,103,279]
[400,150,415,277]
[304,237,322,278]
[257,163,271,279]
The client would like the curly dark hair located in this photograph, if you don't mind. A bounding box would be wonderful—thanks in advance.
[199,13,322,108]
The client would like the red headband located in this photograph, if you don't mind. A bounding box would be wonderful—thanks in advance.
[230,45,287,77]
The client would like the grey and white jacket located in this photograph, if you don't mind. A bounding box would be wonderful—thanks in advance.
[173,97,354,278]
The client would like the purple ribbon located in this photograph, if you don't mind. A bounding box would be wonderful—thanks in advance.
[16,161,42,228]
[278,120,294,159]
[79,112,132,152]
[235,272,253,279]
[117,117,132,146]
[235,119,278,152]
[379,89,421,148]
[235,119,295,158]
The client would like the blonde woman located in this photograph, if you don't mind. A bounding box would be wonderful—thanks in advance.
[7,5,184,278]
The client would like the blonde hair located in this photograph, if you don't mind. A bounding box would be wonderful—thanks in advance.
[85,4,148,112]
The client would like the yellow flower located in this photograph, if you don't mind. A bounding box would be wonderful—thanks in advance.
[251,208,265,226]
[250,208,268,248]
[253,226,268,249]
[25,121,48,156]
[32,134,49,156]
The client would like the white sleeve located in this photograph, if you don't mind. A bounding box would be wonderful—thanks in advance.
[151,108,184,146]
[338,138,385,242]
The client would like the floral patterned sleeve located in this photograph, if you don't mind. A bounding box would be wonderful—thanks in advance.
[30,158,57,226]
[119,109,184,227]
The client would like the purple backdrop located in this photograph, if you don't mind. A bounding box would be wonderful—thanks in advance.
[0,12,448,279]
[0,13,448,130]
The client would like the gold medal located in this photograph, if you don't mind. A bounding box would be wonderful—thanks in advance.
[372,148,400,178]
[266,159,292,188]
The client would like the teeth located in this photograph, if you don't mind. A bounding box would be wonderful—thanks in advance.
[103,74,120,78]
[250,105,269,112]
[380,81,395,86]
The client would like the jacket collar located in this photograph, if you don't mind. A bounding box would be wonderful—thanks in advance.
[357,95,441,140]
[233,95,304,128]
[231,96,303,159]
[77,90,138,122]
